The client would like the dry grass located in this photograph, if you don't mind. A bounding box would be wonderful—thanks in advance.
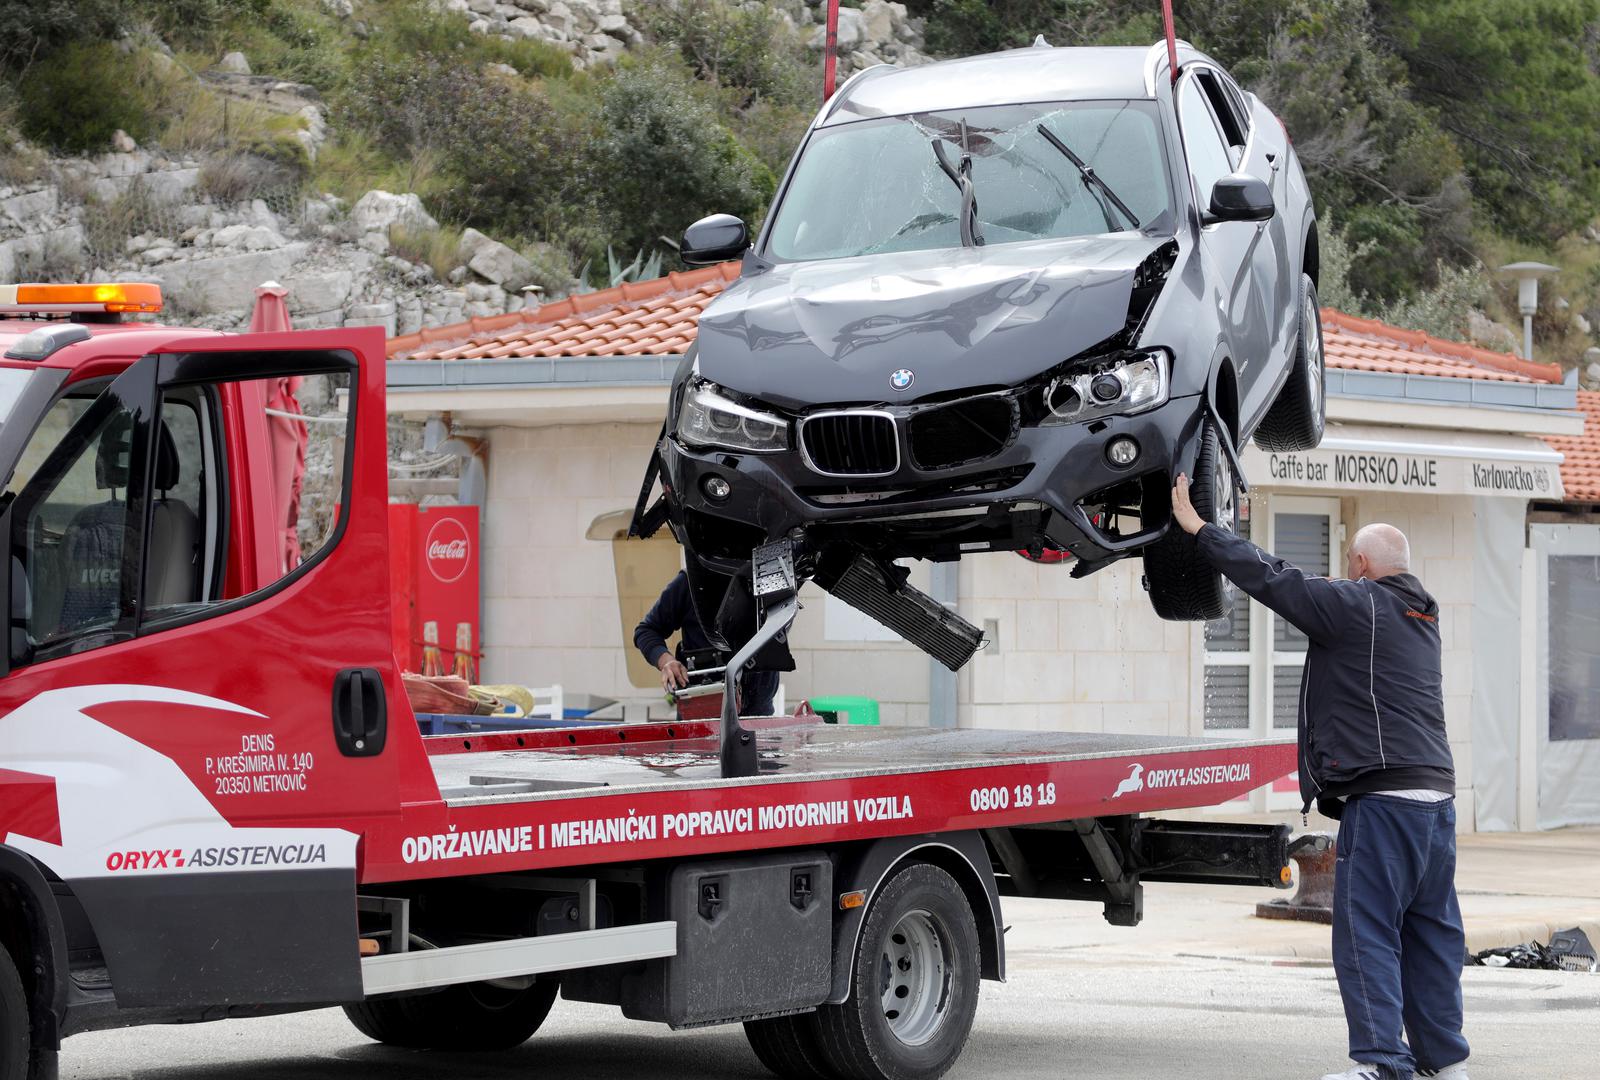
[388,224,463,282]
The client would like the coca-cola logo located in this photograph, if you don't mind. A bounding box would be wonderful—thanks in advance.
[424,516,471,583]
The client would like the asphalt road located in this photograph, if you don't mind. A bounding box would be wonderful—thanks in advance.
[60,948,1600,1079]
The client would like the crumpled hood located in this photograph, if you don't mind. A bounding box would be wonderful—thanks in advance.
[695,234,1168,412]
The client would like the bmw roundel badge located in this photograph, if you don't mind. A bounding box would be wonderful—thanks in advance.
[889,368,915,392]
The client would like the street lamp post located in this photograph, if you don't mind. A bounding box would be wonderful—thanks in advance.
[1497,262,1559,361]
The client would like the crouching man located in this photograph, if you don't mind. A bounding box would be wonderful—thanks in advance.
[1171,474,1470,1080]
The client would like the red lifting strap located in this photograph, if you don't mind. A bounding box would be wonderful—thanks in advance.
[1162,0,1179,83]
[823,0,841,101]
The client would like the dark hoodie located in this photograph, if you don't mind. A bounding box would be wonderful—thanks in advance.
[1193,524,1455,819]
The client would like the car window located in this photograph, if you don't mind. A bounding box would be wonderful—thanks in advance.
[766,100,1174,262]
[1178,77,1236,215]
[1196,71,1248,157]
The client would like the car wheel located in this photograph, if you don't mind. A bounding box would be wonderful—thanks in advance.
[1254,273,1325,453]
[1143,420,1238,622]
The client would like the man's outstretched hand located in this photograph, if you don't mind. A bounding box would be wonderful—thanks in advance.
[1171,473,1207,536]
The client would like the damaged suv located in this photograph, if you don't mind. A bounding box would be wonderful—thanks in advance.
[634,40,1325,672]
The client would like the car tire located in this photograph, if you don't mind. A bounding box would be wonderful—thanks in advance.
[343,975,559,1051]
[1254,273,1326,453]
[0,946,30,1080]
[1143,420,1238,622]
[746,1012,841,1080]
[811,863,981,1080]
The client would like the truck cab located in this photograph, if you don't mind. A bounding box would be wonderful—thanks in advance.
[0,283,434,1054]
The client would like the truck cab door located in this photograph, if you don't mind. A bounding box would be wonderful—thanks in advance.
[0,328,426,1008]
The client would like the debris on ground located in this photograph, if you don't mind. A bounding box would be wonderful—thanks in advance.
[1470,927,1597,972]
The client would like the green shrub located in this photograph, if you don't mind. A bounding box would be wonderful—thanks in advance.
[338,52,582,235]
[631,0,813,107]
[590,56,773,258]
[17,41,163,153]
[388,224,462,281]
[0,0,122,75]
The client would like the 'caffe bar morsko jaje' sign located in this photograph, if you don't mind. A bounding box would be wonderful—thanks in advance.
[1242,443,1563,500]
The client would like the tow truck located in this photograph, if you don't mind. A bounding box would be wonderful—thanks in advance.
[0,282,1297,1080]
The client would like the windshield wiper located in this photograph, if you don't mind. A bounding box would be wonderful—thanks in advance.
[930,119,983,247]
[1036,124,1141,232]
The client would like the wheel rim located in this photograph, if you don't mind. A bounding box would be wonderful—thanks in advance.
[879,909,952,1047]
[1212,450,1236,534]
[1304,294,1323,421]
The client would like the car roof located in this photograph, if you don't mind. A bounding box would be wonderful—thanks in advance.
[820,44,1185,127]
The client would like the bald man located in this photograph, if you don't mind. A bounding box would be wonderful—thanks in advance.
[1172,477,1468,1080]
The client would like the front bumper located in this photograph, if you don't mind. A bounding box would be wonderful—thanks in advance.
[662,391,1208,575]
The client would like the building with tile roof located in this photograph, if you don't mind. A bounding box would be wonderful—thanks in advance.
[385,266,1594,833]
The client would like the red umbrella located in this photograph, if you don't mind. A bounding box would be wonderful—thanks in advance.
[250,281,307,576]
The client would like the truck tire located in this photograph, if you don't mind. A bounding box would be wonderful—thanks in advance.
[1143,419,1238,621]
[745,1012,839,1080]
[343,976,558,1051]
[0,948,28,1080]
[812,864,980,1080]
[1254,274,1325,452]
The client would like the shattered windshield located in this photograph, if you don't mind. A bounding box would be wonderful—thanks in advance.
[766,101,1174,262]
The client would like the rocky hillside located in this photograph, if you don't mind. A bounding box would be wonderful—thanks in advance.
[0,0,931,334]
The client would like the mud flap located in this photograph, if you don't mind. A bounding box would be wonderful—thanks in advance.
[813,550,985,671]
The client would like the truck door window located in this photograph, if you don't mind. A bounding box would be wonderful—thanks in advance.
[145,369,351,623]
[9,392,142,661]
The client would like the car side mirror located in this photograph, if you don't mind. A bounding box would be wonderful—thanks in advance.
[681,214,750,266]
[1205,174,1274,224]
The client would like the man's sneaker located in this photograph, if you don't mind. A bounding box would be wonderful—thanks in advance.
[1419,1065,1470,1079]
[1319,1066,1388,1080]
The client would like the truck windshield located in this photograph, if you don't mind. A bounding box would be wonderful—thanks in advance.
[0,368,31,430]
[765,100,1173,262]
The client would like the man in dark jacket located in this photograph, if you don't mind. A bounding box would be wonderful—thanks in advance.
[1172,475,1470,1080]
[633,571,779,717]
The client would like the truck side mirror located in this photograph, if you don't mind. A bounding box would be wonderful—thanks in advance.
[1205,174,1274,225]
[681,214,750,266]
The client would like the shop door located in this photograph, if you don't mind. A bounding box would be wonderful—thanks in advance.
[1530,524,1600,828]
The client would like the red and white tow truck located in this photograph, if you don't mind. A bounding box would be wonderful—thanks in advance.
[0,283,1296,1080]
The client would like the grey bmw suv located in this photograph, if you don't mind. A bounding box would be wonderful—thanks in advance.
[634,39,1326,672]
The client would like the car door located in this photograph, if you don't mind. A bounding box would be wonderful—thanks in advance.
[1176,71,1272,408]
[0,329,425,1008]
[1200,69,1298,427]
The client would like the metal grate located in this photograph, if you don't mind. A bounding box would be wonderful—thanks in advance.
[907,396,1018,470]
[800,412,899,476]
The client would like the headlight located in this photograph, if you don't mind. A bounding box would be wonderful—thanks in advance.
[677,380,789,453]
[1039,348,1169,425]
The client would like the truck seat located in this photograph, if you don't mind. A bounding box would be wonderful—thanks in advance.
[56,421,199,633]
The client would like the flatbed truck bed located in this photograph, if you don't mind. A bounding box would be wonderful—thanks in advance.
[0,310,1304,1080]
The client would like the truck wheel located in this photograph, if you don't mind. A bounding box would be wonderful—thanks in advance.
[1254,274,1325,452]
[745,1013,839,1079]
[812,864,980,1080]
[0,948,28,1079]
[343,976,558,1051]
[1143,419,1237,621]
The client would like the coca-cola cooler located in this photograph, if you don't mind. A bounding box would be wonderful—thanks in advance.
[389,503,480,681]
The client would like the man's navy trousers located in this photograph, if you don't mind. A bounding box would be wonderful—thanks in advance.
[1334,794,1471,1079]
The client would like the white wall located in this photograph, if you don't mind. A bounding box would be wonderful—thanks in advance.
[478,421,932,721]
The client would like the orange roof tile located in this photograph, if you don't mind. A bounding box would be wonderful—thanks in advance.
[1546,390,1600,504]
[387,262,743,360]
[388,270,1566,389]
[1320,309,1562,384]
